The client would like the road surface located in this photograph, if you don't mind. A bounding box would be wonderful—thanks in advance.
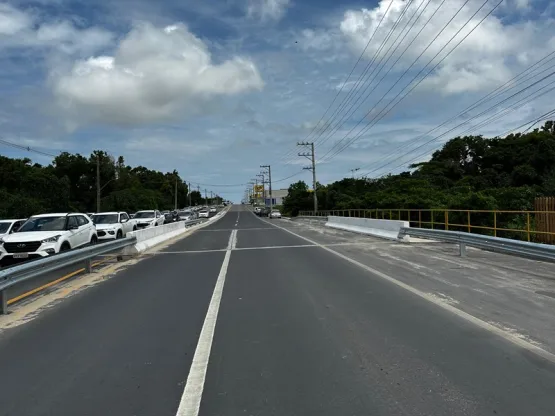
[0,205,554,415]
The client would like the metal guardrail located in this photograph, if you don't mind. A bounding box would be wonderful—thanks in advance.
[0,216,218,314]
[399,227,555,263]
[0,236,137,314]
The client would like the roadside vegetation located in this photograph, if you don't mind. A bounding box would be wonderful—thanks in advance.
[0,151,209,218]
[283,121,555,217]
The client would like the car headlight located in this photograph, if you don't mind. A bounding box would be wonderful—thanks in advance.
[0,237,4,245]
[42,235,62,243]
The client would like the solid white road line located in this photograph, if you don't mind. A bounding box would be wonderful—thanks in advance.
[175,229,237,416]
[258,215,555,364]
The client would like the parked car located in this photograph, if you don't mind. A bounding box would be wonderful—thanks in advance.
[209,206,217,213]
[133,210,164,229]
[0,219,26,238]
[164,211,181,224]
[257,207,271,217]
[0,213,97,265]
[254,207,261,215]
[269,210,282,219]
[179,210,196,221]
[91,212,136,240]
[198,209,209,218]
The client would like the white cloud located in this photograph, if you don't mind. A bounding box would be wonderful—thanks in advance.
[247,0,290,21]
[0,3,113,54]
[50,22,264,128]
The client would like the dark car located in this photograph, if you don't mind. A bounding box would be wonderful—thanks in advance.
[164,211,180,224]
[258,207,271,217]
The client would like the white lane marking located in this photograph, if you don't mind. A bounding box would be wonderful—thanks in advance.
[260,217,555,364]
[153,243,367,254]
[175,229,237,416]
[196,228,276,232]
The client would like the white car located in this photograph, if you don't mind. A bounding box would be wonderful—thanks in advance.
[198,209,209,218]
[92,212,136,240]
[0,213,97,265]
[179,210,196,221]
[0,219,27,238]
[270,210,282,219]
[209,206,217,213]
[133,210,164,229]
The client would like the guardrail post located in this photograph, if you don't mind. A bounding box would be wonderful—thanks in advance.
[527,213,531,242]
[494,211,497,237]
[459,242,467,257]
[0,290,7,315]
[85,259,93,274]
[418,210,422,228]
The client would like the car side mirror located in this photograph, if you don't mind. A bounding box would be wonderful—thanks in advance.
[121,218,128,223]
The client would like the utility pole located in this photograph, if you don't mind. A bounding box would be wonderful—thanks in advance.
[96,155,101,213]
[188,182,192,207]
[174,175,178,210]
[350,167,360,178]
[204,189,208,205]
[298,142,318,213]
[210,191,213,206]
[260,165,272,214]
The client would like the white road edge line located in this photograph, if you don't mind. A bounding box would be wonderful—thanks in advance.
[256,212,555,364]
[175,229,237,416]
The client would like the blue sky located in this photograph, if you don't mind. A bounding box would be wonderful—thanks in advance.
[1,0,554,202]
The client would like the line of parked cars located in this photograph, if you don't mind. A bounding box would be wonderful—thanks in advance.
[0,205,219,267]
[254,206,282,218]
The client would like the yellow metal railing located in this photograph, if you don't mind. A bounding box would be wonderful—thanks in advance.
[298,209,555,243]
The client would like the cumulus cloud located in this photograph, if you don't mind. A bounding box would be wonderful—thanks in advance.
[50,22,264,128]
[247,0,290,21]
[0,3,113,54]
[304,0,555,94]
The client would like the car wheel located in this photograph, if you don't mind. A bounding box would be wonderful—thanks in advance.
[90,235,98,245]
[116,230,123,239]
[133,226,137,231]
[60,242,71,252]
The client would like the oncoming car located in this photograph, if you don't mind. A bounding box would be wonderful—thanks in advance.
[269,210,282,219]
[0,213,97,265]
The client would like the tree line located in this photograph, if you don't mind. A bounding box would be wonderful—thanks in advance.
[283,121,555,217]
[0,150,219,218]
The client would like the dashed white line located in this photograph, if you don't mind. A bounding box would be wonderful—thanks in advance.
[175,229,237,416]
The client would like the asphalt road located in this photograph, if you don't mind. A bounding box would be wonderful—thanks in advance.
[0,205,554,415]
[3,212,215,305]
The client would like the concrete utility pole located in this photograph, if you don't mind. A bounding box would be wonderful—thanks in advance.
[257,173,266,203]
[188,182,192,207]
[298,142,318,213]
[260,165,272,214]
[204,189,208,205]
[350,167,360,178]
[96,155,101,213]
[253,178,258,204]
[174,176,178,210]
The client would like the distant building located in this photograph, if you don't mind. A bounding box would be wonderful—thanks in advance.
[265,188,288,205]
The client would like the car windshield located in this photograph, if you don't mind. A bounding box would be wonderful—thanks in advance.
[0,223,11,233]
[135,212,154,219]
[18,216,66,232]
[180,211,192,215]
[92,214,118,224]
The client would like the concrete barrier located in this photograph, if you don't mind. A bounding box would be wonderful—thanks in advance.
[122,207,231,255]
[325,216,409,241]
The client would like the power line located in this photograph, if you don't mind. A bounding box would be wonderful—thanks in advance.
[360,69,555,177]
[354,49,555,175]
[277,0,396,164]
[0,138,59,158]
[320,0,499,164]
[189,171,304,188]
[301,0,437,155]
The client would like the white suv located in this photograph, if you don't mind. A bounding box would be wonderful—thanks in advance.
[133,210,164,229]
[0,213,97,265]
[91,212,136,240]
